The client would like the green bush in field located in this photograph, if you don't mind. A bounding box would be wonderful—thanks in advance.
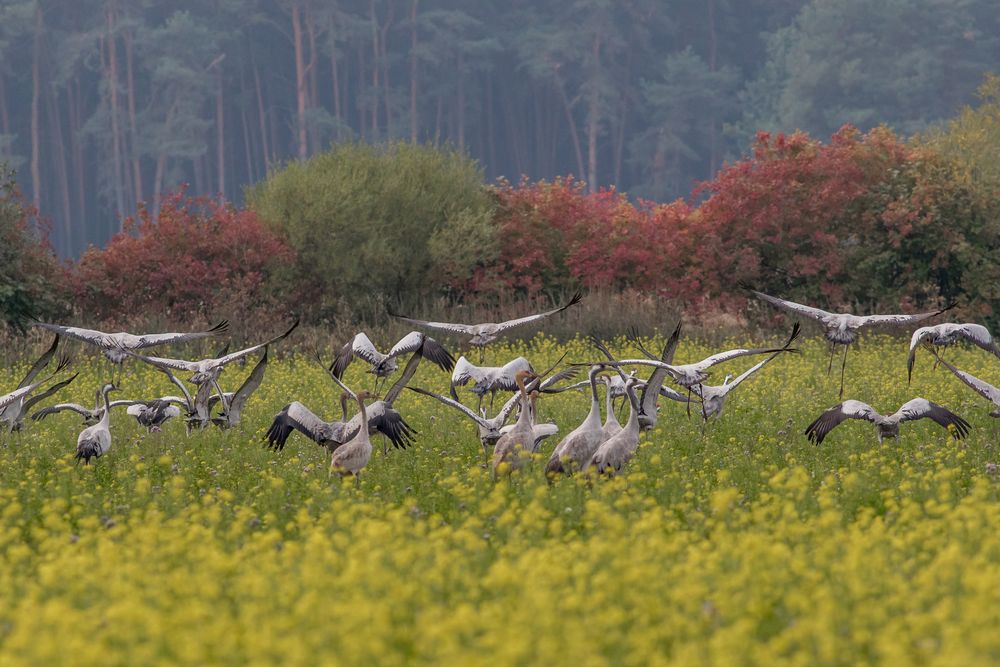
[0,164,67,331]
[247,142,498,314]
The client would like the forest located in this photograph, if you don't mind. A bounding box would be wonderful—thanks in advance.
[2,0,1000,257]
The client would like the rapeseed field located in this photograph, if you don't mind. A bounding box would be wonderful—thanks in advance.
[1,334,999,666]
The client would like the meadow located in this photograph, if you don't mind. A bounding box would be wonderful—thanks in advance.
[1,332,999,666]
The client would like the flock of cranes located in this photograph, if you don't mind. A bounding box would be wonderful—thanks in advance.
[2,288,997,479]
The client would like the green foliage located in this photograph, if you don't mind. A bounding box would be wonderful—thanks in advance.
[248,142,497,313]
[0,164,67,331]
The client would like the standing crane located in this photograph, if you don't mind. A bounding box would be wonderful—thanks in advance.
[587,377,642,477]
[749,289,952,396]
[491,370,540,477]
[329,389,378,482]
[75,383,118,464]
[545,365,608,477]
[389,291,582,361]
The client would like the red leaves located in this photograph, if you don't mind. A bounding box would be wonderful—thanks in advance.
[74,190,294,324]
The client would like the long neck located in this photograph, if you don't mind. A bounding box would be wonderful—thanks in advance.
[356,398,369,439]
[99,387,113,427]
[584,369,601,425]
[603,381,617,423]
[624,386,640,432]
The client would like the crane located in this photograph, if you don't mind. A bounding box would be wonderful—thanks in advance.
[804,398,970,444]
[749,289,951,396]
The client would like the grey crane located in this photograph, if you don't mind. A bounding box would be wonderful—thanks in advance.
[389,291,582,361]
[122,320,297,415]
[329,389,378,481]
[587,377,642,477]
[405,367,577,462]
[75,383,118,464]
[0,335,71,432]
[264,342,433,453]
[907,323,999,383]
[29,319,228,380]
[332,331,454,393]
[804,398,970,444]
[749,289,951,396]
[0,352,73,434]
[545,365,608,478]
[491,370,540,477]
[600,324,799,413]
[601,376,623,440]
[450,355,534,412]
[690,347,787,424]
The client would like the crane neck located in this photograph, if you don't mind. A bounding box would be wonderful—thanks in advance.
[355,397,369,439]
[99,386,114,427]
[624,384,640,432]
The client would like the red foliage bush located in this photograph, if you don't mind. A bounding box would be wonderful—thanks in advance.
[475,176,691,298]
[74,190,295,326]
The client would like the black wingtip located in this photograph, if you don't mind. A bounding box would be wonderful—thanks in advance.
[565,290,583,308]
[210,320,230,334]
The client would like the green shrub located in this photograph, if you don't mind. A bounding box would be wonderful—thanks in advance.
[0,165,68,331]
[247,142,497,315]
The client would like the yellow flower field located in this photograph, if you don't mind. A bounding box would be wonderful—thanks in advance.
[1,334,1000,666]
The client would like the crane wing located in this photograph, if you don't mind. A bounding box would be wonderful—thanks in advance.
[29,320,111,347]
[957,323,999,355]
[804,400,879,444]
[493,291,582,333]
[897,398,970,439]
[386,310,477,335]
[18,335,59,389]
[122,350,200,373]
[227,348,268,415]
[264,401,333,450]
[858,303,955,330]
[31,402,92,421]
[750,291,832,322]
[640,322,684,417]
[134,321,229,348]
[935,356,1000,406]
[215,320,298,367]
[389,332,455,372]
[404,386,490,427]
[20,373,79,415]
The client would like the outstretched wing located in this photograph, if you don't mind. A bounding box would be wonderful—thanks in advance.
[804,400,879,444]
[404,386,490,427]
[134,320,229,348]
[29,320,111,348]
[749,290,832,322]
[18,335,59,389]
[386,310,477,335]
[215,320,299,367]
[493,291,582,333]
[31,402,92,422]
[20,373,79,414]
[122,350,200,373]
[264,401,332,450]
[227,348,269,415]
[858,303,954,330]
[641,322,683,417]
[935,355,1000,407]
[897,398,971,439]
[388,332,455,372]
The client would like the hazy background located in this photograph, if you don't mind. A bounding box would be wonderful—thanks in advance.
[1,0,998,256]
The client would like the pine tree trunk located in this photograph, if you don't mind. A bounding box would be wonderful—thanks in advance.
[369,0,379,138]
[328,10,342,139]
[253,63,271,167]
[292,0,308,159]
[409,0,419,142]
[45,83,72,252]
[105,5,125,222]
[216,66,225,201]
[124,27,142,205]
[30,5,42,212]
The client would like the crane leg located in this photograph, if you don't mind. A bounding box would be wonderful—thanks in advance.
[686,387,692,419]
[827,344,836,376]
[839,344,849,398]
[478,346,485,364]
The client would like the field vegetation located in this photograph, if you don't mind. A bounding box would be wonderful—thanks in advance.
[1,333,998,665]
